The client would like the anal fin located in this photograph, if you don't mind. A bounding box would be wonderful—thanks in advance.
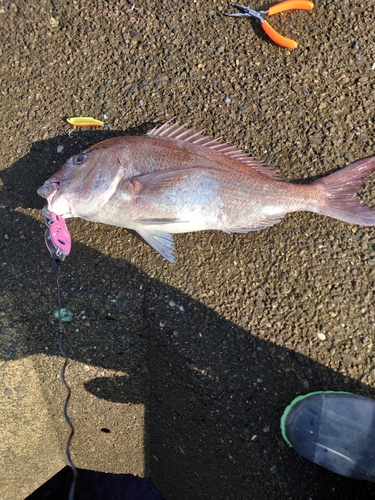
[224,214,285,233]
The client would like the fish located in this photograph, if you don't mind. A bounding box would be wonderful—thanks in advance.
[37,122,375,262]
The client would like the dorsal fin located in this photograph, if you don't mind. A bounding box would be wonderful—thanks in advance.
[147,122,283,180]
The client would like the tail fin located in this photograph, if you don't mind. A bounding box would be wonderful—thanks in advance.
[312,156,375,226]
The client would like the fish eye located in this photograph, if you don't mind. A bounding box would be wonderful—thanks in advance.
[74,153,88,165]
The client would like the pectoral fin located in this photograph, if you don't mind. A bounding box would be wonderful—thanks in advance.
[124,167,211,196]
[135,227,176,262]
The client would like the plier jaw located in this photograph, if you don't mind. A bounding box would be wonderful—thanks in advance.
[227,4,264,23]
[227,1,314,49]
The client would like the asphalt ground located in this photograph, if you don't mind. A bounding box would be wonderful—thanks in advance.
[1,0,375,499]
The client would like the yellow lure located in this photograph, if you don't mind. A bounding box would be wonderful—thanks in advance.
[66,116,104,127]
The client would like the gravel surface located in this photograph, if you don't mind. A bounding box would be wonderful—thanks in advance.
[1,1,375,499]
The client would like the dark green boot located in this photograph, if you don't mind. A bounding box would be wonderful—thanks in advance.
[281,391,375,482]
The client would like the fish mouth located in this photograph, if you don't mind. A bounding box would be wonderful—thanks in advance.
[37,181,60,205]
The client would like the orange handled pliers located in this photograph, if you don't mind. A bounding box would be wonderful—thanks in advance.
[227,1,314,49]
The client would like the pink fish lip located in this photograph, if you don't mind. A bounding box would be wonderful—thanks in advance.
[37,181,60,203]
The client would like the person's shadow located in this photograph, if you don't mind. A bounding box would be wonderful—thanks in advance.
[1,129,374,499]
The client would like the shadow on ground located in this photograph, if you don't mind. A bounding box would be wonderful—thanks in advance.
[1,134,375,499]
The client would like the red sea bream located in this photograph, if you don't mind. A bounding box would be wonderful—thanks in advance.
[38,122,375,261]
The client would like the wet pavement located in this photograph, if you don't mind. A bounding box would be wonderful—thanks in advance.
[0,1,375,499]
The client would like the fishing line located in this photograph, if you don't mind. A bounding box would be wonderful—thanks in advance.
[55,264,78,500]
[43,208,76,497]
